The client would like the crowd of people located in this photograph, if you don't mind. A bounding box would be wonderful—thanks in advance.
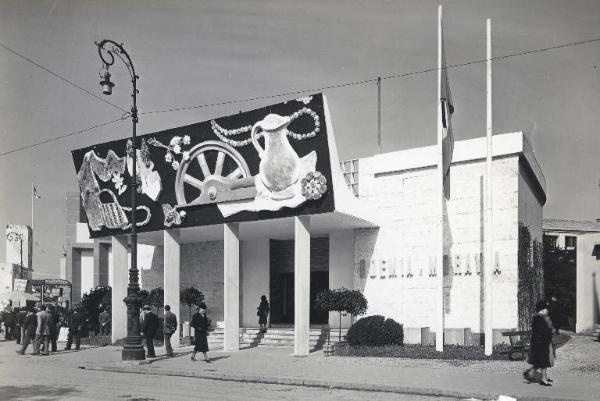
[0,303,110,355]
[4,293,589,384]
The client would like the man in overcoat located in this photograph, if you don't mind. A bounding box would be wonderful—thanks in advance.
[65,309,84,350]
[33,305,52,355]
[141,305,158,358]
[163,304,177,357]
[17,308,37,355]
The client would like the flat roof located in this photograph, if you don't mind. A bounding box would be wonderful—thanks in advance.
[543,219,600,234]
[366,132,546,196]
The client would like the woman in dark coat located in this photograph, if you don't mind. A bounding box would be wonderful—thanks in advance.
[257,295,270,333]
[524,300,555,386]
[190,303,210,362]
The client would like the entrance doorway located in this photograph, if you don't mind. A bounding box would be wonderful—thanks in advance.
[269,238,329,325]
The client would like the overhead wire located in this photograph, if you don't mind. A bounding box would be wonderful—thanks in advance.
[0,36,598,158]
[0,42,128,113]
[140,36,600,116]
[0,116,126,157]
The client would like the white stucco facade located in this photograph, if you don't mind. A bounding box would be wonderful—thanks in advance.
[67,131,546,348]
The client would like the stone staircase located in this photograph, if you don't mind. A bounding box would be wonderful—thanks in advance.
[206,327,347,350]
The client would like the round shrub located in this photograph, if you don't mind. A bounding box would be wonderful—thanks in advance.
[346,315,404,346]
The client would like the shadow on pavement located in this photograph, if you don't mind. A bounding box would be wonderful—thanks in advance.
[0,384,80,400]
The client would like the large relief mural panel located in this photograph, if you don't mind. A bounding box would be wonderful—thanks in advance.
[71,94,335,238]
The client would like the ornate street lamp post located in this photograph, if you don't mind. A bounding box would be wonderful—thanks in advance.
[95,39,145,360]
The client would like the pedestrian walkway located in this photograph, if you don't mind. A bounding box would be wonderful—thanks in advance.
[76,335,600,401]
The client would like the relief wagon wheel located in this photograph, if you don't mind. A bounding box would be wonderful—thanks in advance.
[175,140,251,206]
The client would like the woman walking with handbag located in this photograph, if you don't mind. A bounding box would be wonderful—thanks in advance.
[523,300,555,386]
[190,303,210,362]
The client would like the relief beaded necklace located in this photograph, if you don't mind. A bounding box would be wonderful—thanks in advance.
[210,107,321,147]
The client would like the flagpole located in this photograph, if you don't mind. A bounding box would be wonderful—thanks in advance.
[377,76,382,153]
[31,183,34,233]
[484,18,494,356]
[436,4,445,353]
[31,183,35,272]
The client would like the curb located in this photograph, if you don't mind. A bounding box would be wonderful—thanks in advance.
[79,363,585,401]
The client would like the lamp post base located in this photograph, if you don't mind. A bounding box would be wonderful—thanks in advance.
[122,345,146,361]
[122,294,145,361]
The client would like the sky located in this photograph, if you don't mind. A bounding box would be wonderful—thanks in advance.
[0,0,599,280]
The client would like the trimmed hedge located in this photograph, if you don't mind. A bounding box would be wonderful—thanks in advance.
[335,343,507,360]
[346,315,403,346]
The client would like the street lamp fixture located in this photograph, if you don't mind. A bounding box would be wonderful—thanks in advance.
[99,69,115,95]
[95,39,144,361]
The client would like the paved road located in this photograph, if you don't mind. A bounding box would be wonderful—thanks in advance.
[0,341,463,401]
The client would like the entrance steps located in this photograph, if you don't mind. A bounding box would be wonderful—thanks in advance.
[205,327,348,350]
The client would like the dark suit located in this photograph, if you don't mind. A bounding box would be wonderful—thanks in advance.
[141,311,159,358]
[163,311,177,356]
[18,312,37,355]
[49,311,60,352]
[15,310,27,344]
[66,312,84,350]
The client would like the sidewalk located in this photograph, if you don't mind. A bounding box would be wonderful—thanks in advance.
[76,335,600,401]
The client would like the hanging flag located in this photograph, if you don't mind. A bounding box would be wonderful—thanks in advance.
[440,24,454,200]
[32,184,41,199]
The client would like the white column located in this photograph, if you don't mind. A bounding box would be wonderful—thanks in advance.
[111,236,128,344]
[164,229,181,348]
[294,216,311,356]
[224,223,240,351]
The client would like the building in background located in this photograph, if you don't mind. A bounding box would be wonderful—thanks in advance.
[543,219,600,334]
[1,225,34,299]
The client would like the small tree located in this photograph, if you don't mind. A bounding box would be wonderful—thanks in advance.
[315,287,368,342]
[180,287,204,337]
[138,289,150,307]
[80,286,111,335]
[149,287,164,314]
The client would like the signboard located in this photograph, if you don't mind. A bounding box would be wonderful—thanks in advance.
[13,278,28,292]
[72,94,334,238]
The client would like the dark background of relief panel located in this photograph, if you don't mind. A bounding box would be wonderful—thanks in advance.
[71,93,335,239]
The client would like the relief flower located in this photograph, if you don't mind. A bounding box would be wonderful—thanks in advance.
[182,151,190,161]
[171,160,180,170]
[172,144,182,154]
[300,171,328,200]
[182,135,191,145]
[164,152,173,163]
[169,136,182,147]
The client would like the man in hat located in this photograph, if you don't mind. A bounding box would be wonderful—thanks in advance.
[141,305,158,358]
[16,308,37,355]
[163,304,177,357]
[98,307,110,336]
[65,309,84,351]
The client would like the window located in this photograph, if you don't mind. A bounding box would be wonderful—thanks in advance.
[565,236,576,249]
[592,244,600,260]
[340,159,359,196]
